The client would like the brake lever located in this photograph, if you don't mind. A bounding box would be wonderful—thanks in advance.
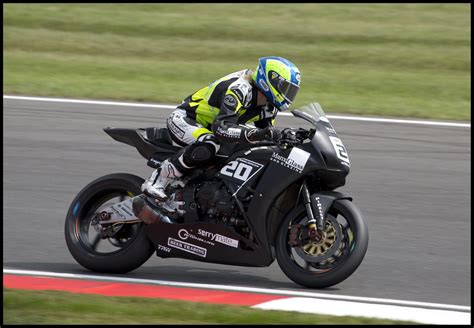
[279,137,302,147]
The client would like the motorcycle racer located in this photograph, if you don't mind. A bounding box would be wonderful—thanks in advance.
[142,56,302,200]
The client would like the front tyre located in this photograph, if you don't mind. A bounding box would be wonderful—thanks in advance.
[275,199,368,288]
[65,173,155,273]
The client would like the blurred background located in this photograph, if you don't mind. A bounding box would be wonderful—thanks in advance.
[3,3,470,121]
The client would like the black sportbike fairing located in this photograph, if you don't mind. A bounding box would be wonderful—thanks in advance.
[66,102,368,288]
[103,127,179,163]
[102,104,353,268]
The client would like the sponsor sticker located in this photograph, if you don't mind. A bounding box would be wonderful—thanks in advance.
[172,113,191,128]
[259,79,270,92]
[270,148,310,173]
[223,94,237,108]
[176,228,239,249]
[216,126,241,139]
[227,128,242,137]
[168,237,207,258]
[231,81,250,102]
[178,228,215,246]
[244,91,252,107]
[157,244,171,253]
[198,229,239,248]
[295,72,301,83]
[167,116,185,139]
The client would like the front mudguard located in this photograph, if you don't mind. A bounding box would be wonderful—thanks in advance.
[310,191,353,231]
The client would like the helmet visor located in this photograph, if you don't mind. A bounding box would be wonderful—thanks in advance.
[269,72,300,103]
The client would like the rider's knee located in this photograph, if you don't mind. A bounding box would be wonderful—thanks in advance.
[183,134,220,167]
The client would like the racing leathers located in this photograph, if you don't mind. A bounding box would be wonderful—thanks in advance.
[141,69,281,200]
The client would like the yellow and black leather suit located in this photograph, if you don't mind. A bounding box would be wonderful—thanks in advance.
[176,69,277,144]
[165,69,279,175]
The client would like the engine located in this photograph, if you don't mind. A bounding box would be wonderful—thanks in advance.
[195,181,236,219]
[193,180,251,241]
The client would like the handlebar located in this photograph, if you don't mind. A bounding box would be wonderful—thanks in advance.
[217,127,315,155]
[253,127,315,148]
[277,127,315,146]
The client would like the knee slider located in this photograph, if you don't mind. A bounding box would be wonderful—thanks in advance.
[183,142,217,166]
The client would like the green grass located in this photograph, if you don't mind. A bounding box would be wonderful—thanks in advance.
[3,288,417,324]
[3,3,470,120]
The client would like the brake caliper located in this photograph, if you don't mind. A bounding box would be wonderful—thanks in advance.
[288,224,303,247]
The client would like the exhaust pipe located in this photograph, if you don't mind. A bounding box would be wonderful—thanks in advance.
[132,195,173,224]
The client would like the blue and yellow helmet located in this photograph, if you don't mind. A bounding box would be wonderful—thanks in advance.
[252,56,301,111]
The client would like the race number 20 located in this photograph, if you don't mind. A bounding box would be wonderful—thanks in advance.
[220,161,253,181]
[219,158,264,183]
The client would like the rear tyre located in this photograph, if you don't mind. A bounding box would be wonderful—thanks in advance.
[275,199,368,288]
[65,173,155,273]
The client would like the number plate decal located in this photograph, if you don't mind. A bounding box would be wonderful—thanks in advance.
[329,136,350,166]
[220,158,264,183]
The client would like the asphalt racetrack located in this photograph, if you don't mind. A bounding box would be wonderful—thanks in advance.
[3,97,471,307]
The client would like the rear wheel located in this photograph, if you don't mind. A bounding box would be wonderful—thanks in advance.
[275,199,368,288]
[65,173,155,273]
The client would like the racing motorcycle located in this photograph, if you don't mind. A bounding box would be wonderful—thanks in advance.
[65,103,368,288]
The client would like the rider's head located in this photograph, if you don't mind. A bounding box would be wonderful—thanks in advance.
[252,56,301,111]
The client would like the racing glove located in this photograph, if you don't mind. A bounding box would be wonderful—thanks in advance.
[245,126,281,143]
[266,126,282,142]
[213,120,281,144]
[281,127,298,141]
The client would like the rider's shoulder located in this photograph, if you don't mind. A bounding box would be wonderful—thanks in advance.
[228,70,254,94]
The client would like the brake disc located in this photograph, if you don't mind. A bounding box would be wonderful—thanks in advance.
[294,214,342,263]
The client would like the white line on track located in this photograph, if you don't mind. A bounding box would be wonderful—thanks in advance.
[3,95,471,128]
[253,297,471,325]
[3,268,470,312]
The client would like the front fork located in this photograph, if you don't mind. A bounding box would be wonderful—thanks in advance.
[289,182,353,247]
[301,181,325,242]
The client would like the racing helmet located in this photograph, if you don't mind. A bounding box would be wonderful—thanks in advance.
[252,56,301,111]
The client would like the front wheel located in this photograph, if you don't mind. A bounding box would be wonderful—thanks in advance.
[275,199,368,288]
[65,173,155,273]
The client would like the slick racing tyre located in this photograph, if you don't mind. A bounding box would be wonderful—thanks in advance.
[275,199,368,288]
[65,173,155,273]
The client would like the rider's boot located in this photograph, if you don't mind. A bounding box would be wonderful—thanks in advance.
[141,159,183,200]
